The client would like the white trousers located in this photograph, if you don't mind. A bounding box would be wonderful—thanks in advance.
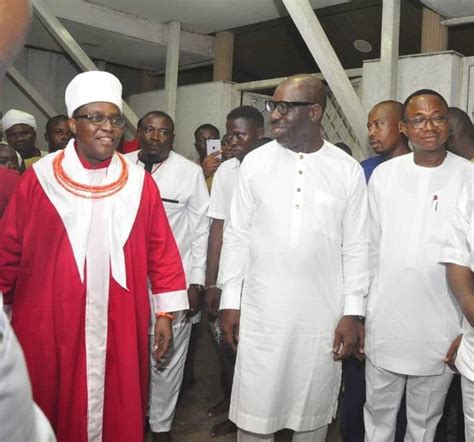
[461,375,474,441]
[148,319,192,432]
[364,359,452,442]
[237,426,328,442]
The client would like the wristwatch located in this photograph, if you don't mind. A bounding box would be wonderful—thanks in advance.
[189,283,204,290]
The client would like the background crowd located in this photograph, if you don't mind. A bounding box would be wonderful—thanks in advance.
[0,3,473,442]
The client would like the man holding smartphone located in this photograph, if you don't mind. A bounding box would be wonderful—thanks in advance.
[194,123,221,191]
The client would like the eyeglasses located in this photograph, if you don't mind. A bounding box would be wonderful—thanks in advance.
[402,115,449,129]
[265,100,316,115]
[74,114,126,128]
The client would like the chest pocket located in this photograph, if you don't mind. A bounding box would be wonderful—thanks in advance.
[311,190,344,241]
[162,199,185,219]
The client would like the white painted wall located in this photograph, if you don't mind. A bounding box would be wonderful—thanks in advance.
[0,46,238,157]
[127,81,239,160]
[362,51,465,112]
[459,56,474,121]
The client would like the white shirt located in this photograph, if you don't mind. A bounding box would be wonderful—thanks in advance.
[366,152,472,376]
[208,157,241,220]
[127,150,210,286]
[439,176,474,381]
[218,140,369,433]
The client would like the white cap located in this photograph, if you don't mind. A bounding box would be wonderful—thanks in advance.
[2,109,37,132]
[65,71,123,117]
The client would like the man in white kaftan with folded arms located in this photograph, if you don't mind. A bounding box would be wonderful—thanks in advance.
[218,74,369,442]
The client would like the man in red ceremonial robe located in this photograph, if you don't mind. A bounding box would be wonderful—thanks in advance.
[0,71,188,442]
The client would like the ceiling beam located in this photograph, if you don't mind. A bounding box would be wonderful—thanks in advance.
[441,14,474,27]
[147,60,214,77]
[234,68,363,92]
[32,0,139,130]
[282,0,370,157]
[231,0,380,36]
[42,0,214,59]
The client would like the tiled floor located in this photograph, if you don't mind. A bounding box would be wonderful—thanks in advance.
[159,317,343,442]
[152,317,464,442]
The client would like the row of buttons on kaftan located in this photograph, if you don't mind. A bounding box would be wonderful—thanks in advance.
[289,154,306,247]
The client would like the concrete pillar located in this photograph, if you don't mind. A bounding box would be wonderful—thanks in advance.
[164,21,180,121]
[380,0,400,100]
[213,31,234,81]
[421,7,448,53]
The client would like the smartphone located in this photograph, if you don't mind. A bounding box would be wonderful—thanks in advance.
[206,139,222,159]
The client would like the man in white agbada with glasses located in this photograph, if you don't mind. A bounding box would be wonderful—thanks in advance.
[219,74,369,442]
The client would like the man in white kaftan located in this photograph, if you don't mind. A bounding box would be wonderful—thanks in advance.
[364,89,472,442]
[440,176,474,441]
[127,110,209,441]
[205,106,265,438]
[219,75,369,442]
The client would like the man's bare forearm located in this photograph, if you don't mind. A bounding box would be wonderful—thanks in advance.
[205,218,224,286]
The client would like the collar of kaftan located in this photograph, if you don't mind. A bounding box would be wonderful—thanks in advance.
[33,139,144,289]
